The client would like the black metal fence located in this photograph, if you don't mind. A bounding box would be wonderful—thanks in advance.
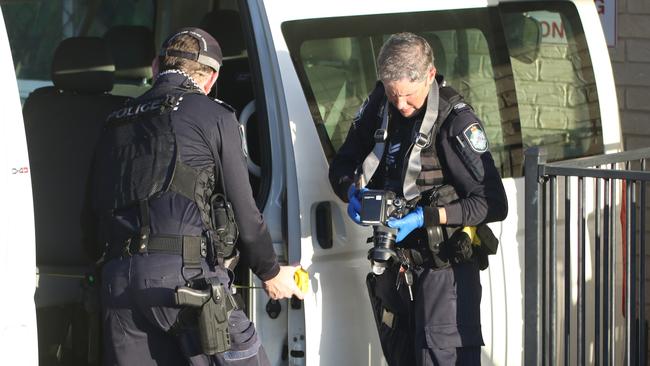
[525,147,650,366]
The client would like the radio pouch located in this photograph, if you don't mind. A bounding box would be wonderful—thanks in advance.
[210,193,238,260]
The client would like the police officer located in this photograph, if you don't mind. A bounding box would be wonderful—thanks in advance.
[93,27,303,366]
[329,33,508,365]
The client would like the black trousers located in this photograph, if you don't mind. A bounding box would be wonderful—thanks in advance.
[101,253,269,366]
[367,261,483,366]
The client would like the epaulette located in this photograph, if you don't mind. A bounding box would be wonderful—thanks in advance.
[212,97,236,113]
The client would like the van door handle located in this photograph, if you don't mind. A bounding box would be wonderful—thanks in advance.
[315,202,333,249]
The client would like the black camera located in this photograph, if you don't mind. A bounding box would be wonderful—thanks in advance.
[359,190,410,275]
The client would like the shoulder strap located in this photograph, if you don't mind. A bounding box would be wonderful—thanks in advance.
[402,83,464,201]
[401,79,440,201]
[361,99,390,185]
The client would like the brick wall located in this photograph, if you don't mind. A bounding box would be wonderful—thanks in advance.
[611,0,650,150]
[608,0,650,360]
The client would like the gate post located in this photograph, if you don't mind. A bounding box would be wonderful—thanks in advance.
[524,147,546,366]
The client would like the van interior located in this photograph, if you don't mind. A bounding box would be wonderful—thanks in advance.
[1,1,266,364]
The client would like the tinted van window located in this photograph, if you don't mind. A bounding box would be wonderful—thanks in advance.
[1,0,153,100]
[283,2,602,177]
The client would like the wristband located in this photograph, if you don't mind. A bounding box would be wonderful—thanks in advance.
[424,206,441,227]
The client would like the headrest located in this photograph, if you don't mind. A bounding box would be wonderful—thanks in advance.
[104,25,155,80]
[199,10,246,58]
[51,37,115,93]
[422,33,447,77]
[300,38,352,65]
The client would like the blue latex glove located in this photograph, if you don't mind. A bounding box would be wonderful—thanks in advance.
[347,185,366,225]
[387,206,424,243]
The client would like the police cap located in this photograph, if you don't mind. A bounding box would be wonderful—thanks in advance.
[160,27,223,71]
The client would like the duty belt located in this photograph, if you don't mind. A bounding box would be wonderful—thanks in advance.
[106,234,207,263]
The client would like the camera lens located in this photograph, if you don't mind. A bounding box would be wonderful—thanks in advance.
[367,226,398,274]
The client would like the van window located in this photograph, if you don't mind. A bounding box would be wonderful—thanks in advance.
[502,4,603,163]
[1,0,154,101]
[283,2,603,177]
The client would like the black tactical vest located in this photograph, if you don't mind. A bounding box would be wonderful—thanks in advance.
[414,86,465,195]
[364,84,466,205]
[93,87,217,242]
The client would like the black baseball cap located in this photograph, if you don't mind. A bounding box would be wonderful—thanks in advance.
[160,27,223,71]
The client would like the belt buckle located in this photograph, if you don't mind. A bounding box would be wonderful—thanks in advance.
[414,132,429,148]
[374,129,387,143]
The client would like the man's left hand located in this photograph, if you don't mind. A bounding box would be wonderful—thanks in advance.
[387,206,424,242]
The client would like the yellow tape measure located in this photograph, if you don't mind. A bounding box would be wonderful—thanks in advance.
[294,267,309,293]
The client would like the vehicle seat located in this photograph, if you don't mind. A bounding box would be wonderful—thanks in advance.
[23,36,128,365]
[23,37,129,267]
[104,25,155,97]
[200,9,252,113]
[424,33,448,78]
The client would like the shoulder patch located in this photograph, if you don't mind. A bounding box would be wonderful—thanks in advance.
[463,123,488,153]
[354,96,369,123]
[453,102,468,111]
[212,97,236,113]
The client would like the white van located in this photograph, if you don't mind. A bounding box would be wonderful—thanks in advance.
[0,0,619,365]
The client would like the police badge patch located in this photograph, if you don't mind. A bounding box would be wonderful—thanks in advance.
[463,123,488,153]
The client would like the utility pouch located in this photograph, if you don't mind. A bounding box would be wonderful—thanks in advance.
[476,224,498,255]
[469,225,499,270]
[447,228,475,265]
[199,284,232,355]
[210,193,238,260]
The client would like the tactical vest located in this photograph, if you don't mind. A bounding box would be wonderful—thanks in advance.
[362,80,465,204]
[360,81,471,269]
[93,86,237,264]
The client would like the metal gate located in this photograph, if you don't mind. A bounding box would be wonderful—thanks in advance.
[524,147,650,366]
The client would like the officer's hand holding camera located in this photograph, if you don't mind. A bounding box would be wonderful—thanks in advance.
[347,184,366,225]
[387,206,424,242]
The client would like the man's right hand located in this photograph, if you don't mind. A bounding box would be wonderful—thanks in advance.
[263,265,304,300]
[347,184,366,225]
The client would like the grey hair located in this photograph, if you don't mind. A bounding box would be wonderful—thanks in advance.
[377,32,434,83]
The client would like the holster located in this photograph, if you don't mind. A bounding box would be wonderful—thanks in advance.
[174,282,239,355]
[198,284,236,355]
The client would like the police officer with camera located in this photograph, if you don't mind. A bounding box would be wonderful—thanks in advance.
[329,33,508,365]
[93,27,302,366]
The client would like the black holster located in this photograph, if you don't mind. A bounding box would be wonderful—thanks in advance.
[174,282,238,355]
